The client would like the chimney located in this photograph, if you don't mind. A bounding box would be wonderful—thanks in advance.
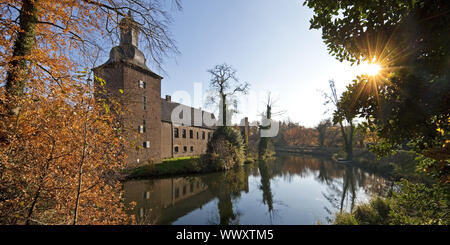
[165,95,171,102]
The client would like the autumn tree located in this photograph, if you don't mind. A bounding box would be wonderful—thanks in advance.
[316,119,332,147]
[323,80,356,160]
[283,126,318,146]
[0,0,180,224]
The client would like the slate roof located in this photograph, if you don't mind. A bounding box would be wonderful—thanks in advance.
[161,99,216,129]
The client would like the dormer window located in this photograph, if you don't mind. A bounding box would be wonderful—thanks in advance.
[138,80,146,89]
[143,141,150,149]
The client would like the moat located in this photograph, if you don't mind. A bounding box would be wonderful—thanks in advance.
[124,154,391,225]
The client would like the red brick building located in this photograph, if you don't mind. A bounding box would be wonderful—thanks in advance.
[94,13,215,166]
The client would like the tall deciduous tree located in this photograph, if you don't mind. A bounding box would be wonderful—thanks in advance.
[206,64,250,126]
[323,79,356,160]
[316,119,332,147]
[304,0,449,180]
[0,0,180,224]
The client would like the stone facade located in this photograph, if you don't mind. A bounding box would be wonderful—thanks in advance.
[94,13,215,166]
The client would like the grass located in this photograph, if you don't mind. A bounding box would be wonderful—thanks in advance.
[125,156,202,179]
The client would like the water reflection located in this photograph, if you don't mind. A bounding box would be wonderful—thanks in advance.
[123,154,391,225]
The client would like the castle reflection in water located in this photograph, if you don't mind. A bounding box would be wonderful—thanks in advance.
[124,154,391,225]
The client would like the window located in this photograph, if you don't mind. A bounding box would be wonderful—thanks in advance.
[138,80,146,89]
[174,128,179,138]
[190,146,194,152]
[143,141,150,148]
[190,183,194,193]
[202,131,205,140]
[174,146,179,153]
[175,188,179,198]
[183,146,187,152]
[189,130,193,139]
[196,132,199,139]
[138,120,146,133]
[183,185,187,195]
[208,132,211,140]
[144,191,150,199]
[142,96,147,110]
[182,129,186,138]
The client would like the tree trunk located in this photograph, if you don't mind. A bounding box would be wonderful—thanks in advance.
[221,94,227,126]
[6,0,39,106]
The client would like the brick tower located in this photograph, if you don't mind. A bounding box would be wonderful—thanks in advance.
[94,11,162,165]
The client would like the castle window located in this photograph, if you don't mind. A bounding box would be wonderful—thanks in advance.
[182,129,186,138]
[174,128,179,138]
[190,146,194,152]
[139,120,146,133]
[142,96,147,110]
[175,188,179,198]
[202,131,205,140]
[197,132,199,139]
[189,130,193,139]
[183,146,187,152]
[143,141,150,148]
[138,80,146,89]
[174,146,179,153]
[208,132,211,140]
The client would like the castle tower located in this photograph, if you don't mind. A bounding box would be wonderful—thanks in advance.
[94,12,162,165]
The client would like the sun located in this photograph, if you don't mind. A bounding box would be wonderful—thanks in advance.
[358,62,382,76]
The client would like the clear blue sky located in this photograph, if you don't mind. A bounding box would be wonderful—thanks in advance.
[154,0,363,127]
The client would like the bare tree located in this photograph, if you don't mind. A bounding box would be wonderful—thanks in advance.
[206,64,250,126]
[322,80,354,160]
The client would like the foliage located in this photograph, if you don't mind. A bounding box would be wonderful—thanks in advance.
[335,197,391,225]
[389,180,449,225]
[334,181,449,225]
[304,0,450,180]
[316,119,332,147]
[0,0,181,225]
[204,126,246,171]
[283,126,318,146]
[0,76,131,225]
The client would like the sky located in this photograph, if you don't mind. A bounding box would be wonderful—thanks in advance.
[151,0,371,127]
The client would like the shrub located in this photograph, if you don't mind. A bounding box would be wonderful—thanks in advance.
[334,181,449,225]
[334,213,359,225]
[202,127,246,171]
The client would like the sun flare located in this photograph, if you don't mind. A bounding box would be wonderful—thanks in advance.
[358,63,382,76]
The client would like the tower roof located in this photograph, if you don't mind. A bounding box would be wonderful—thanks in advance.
[96,11,160,76]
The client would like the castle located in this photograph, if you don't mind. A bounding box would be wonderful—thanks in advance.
[94,13,215,165]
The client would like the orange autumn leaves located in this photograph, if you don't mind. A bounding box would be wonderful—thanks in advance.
[0,0,133,224]
[0,77,132,224]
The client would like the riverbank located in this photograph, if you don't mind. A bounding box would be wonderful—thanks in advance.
[275,145,433,184]
[124,155,256,179]
[275,145,341,158]
[351,150,435,184]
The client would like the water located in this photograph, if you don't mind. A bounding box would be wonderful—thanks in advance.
[123,154,391,225]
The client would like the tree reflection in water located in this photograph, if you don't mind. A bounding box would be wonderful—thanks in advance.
[200,167,248,225]
[123,153,391,225]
